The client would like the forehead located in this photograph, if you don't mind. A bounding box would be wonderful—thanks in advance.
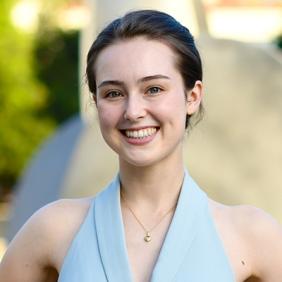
[95,36,180,82]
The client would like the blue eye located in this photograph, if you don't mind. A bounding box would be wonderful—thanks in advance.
[106,90,122,98]
[147,86,162,95]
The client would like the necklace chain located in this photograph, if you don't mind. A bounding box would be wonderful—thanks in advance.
[120,191,176,243]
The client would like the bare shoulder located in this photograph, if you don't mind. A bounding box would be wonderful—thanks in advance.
[0,197,93,282]
[38,197,93,265]
[209,200,282,282]
[39,197,93,243]
[211,200,281,233]
[223,203,282,253]
[232,205,282,281]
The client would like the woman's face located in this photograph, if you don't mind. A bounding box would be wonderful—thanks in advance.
[94,36,202,167]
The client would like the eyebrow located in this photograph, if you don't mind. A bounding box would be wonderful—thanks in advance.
[97,80,125,89]
[97,74,170,89]
[138,74,170,83]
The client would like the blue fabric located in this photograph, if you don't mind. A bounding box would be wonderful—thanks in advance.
[58,171,235,281]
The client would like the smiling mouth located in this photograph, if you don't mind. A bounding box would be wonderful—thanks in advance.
[120,127,159,139]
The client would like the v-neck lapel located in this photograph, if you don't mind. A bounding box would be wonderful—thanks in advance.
[94,175,133,282]
[94,171,207,282]
[151,170,207,282]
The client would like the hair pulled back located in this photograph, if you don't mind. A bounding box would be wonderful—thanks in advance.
[86,10,204,128]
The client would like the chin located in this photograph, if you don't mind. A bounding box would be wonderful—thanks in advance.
[119,150,174,168]
[120,156,154,168]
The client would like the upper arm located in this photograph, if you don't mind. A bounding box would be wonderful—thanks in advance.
[0,198,92,282]
[243,207,282,282]
[0,204,59,282]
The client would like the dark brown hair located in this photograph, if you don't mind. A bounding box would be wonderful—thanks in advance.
[86,10,204,129]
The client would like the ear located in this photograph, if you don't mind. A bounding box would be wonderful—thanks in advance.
[185,80,203,115]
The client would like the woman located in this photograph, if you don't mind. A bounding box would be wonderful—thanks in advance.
[0,10,281,282]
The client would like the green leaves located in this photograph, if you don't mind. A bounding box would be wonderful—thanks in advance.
[0,0,79,194]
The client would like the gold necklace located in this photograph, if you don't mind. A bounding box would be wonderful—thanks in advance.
[120,192,176,243]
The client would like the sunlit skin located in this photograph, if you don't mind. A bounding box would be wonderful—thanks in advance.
[95,37,202,169]
[93,37,205,281]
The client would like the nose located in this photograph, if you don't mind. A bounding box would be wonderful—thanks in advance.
[123,94,146,121]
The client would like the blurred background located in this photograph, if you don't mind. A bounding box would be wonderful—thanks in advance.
[0,0,281,260]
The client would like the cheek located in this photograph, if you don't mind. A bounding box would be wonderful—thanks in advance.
[156,92,187,120]
[97,104,121,130]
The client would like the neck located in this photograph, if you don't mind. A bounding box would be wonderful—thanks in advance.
[119,155,185,213]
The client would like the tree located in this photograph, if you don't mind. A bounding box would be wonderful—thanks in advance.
[0,0,55,197]
[33,26,79,123]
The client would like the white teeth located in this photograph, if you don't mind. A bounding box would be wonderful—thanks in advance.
[125,127,157,138]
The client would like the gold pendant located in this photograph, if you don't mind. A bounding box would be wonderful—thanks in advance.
[144,232,151,242]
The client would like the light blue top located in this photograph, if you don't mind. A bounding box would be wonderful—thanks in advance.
[58,171,235,281]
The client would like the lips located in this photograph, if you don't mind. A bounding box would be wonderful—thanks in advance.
[125,127,157,138]
[120,127,159,139]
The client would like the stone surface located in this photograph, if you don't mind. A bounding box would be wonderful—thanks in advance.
[186,36,282,221]
[6,116,84,241]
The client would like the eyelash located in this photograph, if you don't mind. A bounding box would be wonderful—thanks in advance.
[146,86,163,95]
[104,90,123,98]
[103,86,164,99]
